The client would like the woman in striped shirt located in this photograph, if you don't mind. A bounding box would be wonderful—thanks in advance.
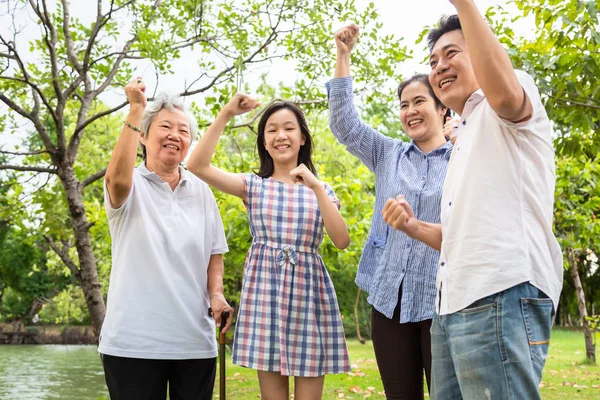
[327,24,453,398]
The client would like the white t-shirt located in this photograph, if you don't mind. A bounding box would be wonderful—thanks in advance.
[98,163,228,359]
[437,70,563,315]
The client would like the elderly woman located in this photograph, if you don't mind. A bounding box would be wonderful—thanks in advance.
[99,76,232,400]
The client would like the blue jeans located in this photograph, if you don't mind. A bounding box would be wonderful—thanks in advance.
[430,282,554,400]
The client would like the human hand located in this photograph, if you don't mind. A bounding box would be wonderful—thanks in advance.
[290,163,321,190]
[443,116,460,144]
[223,93,260,119]
[382,195,419,236]
[209,294,234,334]
[125,76,147,109]
[334,24,359,55]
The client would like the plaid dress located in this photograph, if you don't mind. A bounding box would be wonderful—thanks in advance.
[232,173,351,377]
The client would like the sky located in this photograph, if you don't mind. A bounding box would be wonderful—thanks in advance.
[0,0,532,148]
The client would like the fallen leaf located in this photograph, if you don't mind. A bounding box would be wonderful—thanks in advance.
[349,386,362,394]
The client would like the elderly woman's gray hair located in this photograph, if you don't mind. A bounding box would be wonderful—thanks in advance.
[139,93,199,159]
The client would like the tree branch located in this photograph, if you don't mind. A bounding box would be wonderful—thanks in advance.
[0,148,52,156]
[0,92,32,120]
[0,36,57,127]
[0,52,17,60]
[551,95,600,110]
[0,164,57,174]
[28,0,63,146]
[71,100,129,141]
[82,168,107,188]
[60,0,83,73]
[68,0,162,160]
[180,30,279,97]
[0,92,55,152]
[44,236,81,281]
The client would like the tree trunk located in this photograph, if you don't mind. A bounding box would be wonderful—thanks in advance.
[60,165,106,339]
[567,248,595,364]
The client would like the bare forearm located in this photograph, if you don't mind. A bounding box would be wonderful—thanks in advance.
[207,254,225,298]
[453,0,525,119]
[411,221,442,251]
[334,51,351,78]
[313,185,350,249]
[105,106,144,205]
[187,111,232,175]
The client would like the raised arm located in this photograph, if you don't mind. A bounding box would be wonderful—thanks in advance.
[290,164,350,250]
[105,77,147,208]
[186,94,259,199]
[328,24,399,172]
[451,0,532,122]
[382,195,442,251]
[334,23,358,79]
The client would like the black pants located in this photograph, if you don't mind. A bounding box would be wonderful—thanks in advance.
[371,289,432,399]
[101,354,216,400]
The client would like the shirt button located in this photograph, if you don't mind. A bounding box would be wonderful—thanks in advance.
[462,120,466,125]
[405,243,410,249]
[440,262,445,266]
[449,201,452,206]
[423,155,426,159]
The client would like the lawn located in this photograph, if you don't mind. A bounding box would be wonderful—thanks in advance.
[213,328,600,399]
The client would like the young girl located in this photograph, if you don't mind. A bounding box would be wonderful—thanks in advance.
[187,97,351,399]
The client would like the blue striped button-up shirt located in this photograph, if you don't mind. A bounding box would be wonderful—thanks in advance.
[327,77,451,322]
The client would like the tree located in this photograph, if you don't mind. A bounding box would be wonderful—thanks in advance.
[488,0,600,363]
[491,0,600,157]
[554,150,600,363]
[0,0,408,337]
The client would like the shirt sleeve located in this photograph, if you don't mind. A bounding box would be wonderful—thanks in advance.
[210,196,229,255]
[326,77,400,172]
[496,70,548,132]
[241,173,256,209]
[103,172,135,219]
[323,181,341,210]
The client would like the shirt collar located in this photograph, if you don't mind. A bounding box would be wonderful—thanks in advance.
[403,139,453,156]
[137,162,190,186]
[461,89,486,117]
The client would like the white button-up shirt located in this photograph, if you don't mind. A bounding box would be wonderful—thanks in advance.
[437,70,563,315]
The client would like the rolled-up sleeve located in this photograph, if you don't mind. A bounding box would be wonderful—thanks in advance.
[327,77,400,172]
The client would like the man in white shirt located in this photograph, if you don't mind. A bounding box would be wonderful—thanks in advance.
[382,1,563,399]
[100,77,232,400]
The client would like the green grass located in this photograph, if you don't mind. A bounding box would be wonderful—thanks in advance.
[540,329,600,399]
[213,329,600,399]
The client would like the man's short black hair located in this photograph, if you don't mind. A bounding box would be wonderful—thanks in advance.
[427,15,462,53]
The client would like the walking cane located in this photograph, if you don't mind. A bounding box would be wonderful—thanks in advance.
[218,310,230,400]
[209,307,230,399]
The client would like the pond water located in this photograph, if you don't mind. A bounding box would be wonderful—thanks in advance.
[0,345,108,399]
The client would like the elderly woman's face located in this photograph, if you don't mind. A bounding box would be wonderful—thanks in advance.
[141,108,192,166]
